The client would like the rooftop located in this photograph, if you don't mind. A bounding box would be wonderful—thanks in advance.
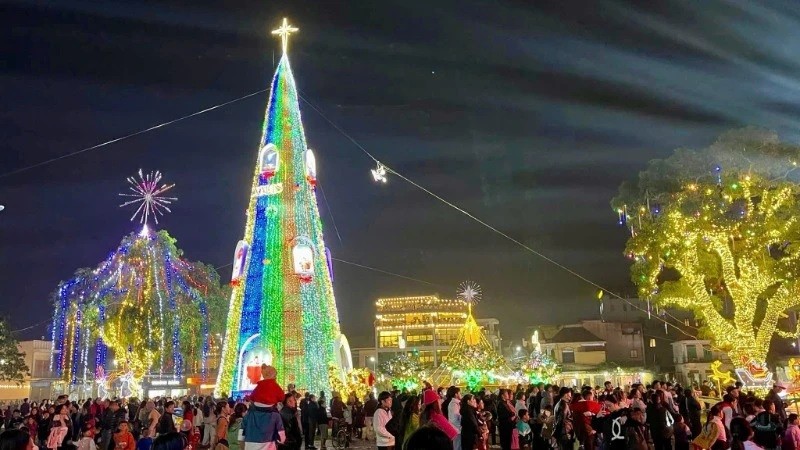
[547,325,604,344]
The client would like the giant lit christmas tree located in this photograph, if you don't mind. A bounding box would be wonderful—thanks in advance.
[215,19,347,396]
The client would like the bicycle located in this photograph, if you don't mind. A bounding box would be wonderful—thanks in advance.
[332,419,351,449]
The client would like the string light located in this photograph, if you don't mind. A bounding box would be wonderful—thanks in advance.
[119,169,177,225]
[428,291,514,389]
[50,230,226,387]
[216,23,342,396]
[378,354,427,390]
[615,151,800,365]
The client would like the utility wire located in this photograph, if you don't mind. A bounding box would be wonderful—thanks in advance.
[2,84,701,341]
[331,257,443,288]
[298,95,704,341]
[0,89,268,179]
[318,182,343,244]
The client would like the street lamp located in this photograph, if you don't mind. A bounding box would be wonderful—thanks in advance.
[369,356,377,373]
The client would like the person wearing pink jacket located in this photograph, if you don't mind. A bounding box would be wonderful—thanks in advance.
[783,414,800,450]
[421,390,458,441]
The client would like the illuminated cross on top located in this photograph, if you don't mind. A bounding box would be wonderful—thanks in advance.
[271,18,298,54]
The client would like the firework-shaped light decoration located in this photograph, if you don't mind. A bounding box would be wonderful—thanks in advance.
[457,281,482,305]
[119,169,177,225]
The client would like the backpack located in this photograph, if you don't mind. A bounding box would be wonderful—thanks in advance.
[384,413,400,439]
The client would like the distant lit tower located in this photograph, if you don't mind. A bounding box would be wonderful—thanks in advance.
[215,18,351,396]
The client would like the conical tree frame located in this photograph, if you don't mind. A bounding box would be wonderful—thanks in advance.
[428,306,514,388]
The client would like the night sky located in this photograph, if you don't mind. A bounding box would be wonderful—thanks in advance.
[3,0,800,348]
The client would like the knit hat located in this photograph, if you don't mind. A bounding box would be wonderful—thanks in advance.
[423,389,438,406]
[262,365,277,380]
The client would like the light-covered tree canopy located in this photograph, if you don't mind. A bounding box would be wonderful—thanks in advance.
[613,128,800,364]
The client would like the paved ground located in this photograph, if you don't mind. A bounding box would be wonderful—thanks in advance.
[307,437,503,449]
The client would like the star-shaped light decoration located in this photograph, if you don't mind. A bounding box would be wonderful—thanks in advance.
[457,280,482,305]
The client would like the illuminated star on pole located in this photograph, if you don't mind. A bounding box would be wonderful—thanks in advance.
[271,18,298,55]
[457,281,482,304]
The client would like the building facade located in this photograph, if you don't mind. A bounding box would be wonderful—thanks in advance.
[350,347,378,371]
[374,295,501,369]
[671,340,731,386]
[0,340,56,401]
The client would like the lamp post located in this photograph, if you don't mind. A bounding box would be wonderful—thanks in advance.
[369,356,376,373]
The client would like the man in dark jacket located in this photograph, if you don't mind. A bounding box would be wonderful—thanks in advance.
[303,394,319,450]
[766,383,788,423]
[280,394,303,450]
[101,400,127,450]
[752,399,783,450]
[625,408,654,450]
[155,401,177,435]
[363,393,378,441]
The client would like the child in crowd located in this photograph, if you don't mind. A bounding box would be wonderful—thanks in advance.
[513,409,533,450]
[77,424,96,450]
[114,421,136,450]
[136,429,153,450]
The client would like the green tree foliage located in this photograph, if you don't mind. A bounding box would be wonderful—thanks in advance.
[0,319,29,384]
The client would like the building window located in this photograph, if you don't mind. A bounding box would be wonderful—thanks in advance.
[435,329,459,346]
[417,351,434,366]
[562,348,575,364]
[32,359,50,378]
[378,331,402,348]
[630,349,639,359]
[406,332,433,347]
[687,345,698,362]
[703,347,712,361]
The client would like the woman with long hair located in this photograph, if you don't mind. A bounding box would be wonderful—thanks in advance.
[400,395,421,447]
[498,389,518,450]
[646,390,671,450]
[475,398,490,450]
[460,394,481,450]
[730,417,761,450]
[228,403,246,450]
[212,401,231,450]
[694,404,726,450]
[181,402,194,427]
[201,402,216,447]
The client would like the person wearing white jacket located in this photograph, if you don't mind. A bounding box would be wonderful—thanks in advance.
[373,391,395,450]
[447,389,463,450]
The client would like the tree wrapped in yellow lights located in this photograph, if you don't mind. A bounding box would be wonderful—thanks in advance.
[429,305,514,390]
[328,364,373,400]
[613,128,800,366]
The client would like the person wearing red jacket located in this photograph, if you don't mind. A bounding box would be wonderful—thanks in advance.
[249,365,284,406]
[570,388,602,450]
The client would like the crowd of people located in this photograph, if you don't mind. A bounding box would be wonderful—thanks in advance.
[0,369,797,450]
